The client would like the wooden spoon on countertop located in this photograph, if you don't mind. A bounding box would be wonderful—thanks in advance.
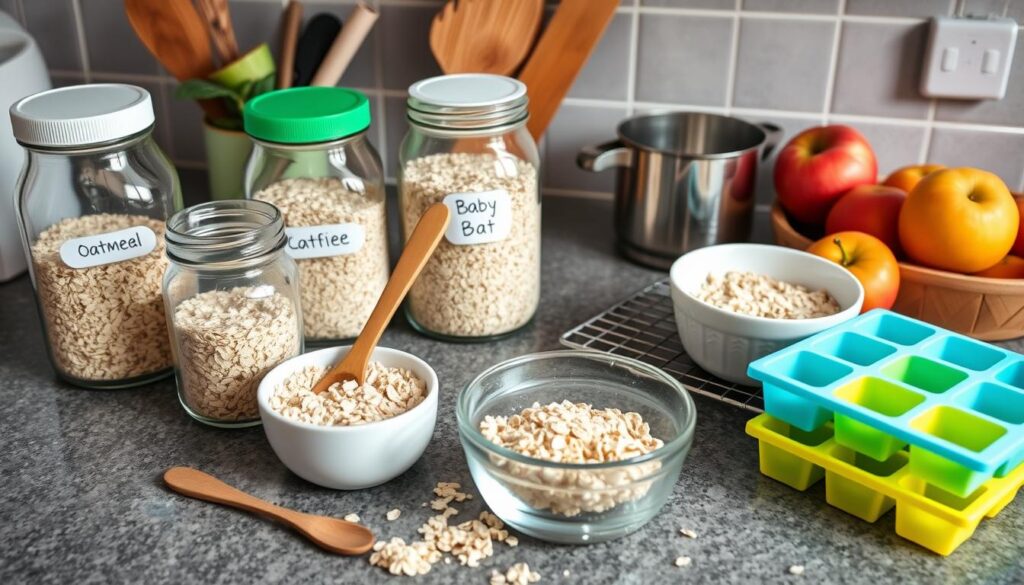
[163,467,374,555]
[429,0,543,75]
[312,203,450,393]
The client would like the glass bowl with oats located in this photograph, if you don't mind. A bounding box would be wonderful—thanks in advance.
[456,350,696,544]
[670,243,864,386]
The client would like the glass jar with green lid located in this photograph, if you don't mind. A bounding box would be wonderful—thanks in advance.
[243,86,388,343]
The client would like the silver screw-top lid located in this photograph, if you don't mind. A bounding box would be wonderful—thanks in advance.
[9,84,155,148]
[407,74,528,131]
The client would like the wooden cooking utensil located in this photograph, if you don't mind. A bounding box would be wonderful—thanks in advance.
[164,467,374,555]
[518,0,618,140]
[429,0,543,75]
[310,2,378,87]
[125,0,216,81]
[124,0,224,119]
[293,13,342,87]
[195,0,240,65]
[312,203,450,393]
[277,0,304,89]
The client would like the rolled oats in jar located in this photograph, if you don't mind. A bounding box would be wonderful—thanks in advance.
[10,84,181,388]
[163,200,303,428]
[244,87,388,342]
[399,75,541,341]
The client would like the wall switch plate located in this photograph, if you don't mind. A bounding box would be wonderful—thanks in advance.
[920,16,1017,100]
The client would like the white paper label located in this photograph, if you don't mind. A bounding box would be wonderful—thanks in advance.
[442,189,512,245]
[59,226,157,269]
[284,224,365,259]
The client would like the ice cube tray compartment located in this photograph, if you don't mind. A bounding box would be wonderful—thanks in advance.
[748,309,1024,498]
[746,413,1024,556]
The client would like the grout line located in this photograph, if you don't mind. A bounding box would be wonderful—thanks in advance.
[84,71,170,84]
[636,6,925,25]
[371,0,390,176]
[544,187,614,201]
[69,0,91,83]
[624,0,640,116]
[822,0,847,122]
[11,0,24,24]
[919,99,939,163]
[724,4,741,114]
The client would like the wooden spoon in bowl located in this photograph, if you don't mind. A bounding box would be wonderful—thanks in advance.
[163,467,374,555]
[312,203,450,393]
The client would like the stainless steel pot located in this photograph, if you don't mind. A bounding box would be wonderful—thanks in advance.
[578,112,781,269]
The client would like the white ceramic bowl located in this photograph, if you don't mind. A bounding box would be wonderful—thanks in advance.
[257,346,439,490]
[669,244,864,385]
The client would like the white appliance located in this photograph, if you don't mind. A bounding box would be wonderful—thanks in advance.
[0,11,50,282]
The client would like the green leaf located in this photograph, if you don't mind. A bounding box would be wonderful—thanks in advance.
[208,116,243,131]
[174,79,240,102]
[248,73,276,100]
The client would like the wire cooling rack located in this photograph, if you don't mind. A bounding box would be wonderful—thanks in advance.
[560,279,765,412]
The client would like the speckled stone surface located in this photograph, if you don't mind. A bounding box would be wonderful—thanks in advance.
[2,175,1023,584]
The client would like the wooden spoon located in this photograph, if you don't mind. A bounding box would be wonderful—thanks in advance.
[429,0,543,75]
[124,0,223,119]
[195,0,241,65]
[164,467,374,555]
[312,203,450,393]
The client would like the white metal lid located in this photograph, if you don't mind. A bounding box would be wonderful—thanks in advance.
[9,84,155,148]
[407,74,528,131]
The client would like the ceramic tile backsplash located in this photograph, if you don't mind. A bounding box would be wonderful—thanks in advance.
[831,22,931,119]
[635,13,733,106]
[6,0,1024,195]
[733,17,835,112]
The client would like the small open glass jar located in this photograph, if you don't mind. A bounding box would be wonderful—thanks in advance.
[163,200,303,428]
[244,87,388,343]
[398,74,541,342]
[11,84,181,388]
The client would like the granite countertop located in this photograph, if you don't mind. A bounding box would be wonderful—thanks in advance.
[2,176,1023,584]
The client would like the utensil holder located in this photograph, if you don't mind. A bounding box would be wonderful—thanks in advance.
[203,121,252,200]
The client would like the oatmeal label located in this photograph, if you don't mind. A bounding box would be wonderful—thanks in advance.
[442,190,513,245]
[284,224,365,259]
[59,226,158,269]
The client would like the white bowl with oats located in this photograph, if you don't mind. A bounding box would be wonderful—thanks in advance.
[257,346,438,490]
[669,243,863,386]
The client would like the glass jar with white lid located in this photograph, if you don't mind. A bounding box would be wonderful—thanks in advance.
[398,74,541,342]
[11,84,181,388]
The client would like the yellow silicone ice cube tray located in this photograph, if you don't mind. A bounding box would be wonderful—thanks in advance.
[746,413,1024,556]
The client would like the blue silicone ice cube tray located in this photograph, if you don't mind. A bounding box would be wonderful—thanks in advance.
[747,309,1024,498]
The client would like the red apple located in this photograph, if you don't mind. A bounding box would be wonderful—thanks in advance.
[825,184,907,256]
[1012,195,1024,257]
[774,125,878,225]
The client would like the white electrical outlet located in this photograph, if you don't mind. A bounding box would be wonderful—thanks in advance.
[921,16,1017,100]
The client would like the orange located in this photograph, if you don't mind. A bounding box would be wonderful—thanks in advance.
[882,164,945,193]
[898,168,1017,273]
[973,255,1024,279]
[807,231,900,312]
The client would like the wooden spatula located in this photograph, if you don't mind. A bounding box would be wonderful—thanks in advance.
[312,203,450,393]
[430,0,543,75]
[518,0,618,140]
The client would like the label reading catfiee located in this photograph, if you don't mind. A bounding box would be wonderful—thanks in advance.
[59,226,158,269]
[285,224,365,259]
[442,189,512,245]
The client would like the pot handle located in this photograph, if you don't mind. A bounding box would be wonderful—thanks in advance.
[757,122,783,161]
[577,140,632,172]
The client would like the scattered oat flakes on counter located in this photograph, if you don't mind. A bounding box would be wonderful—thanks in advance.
[343,513,360,523]
[674,556,692,568]
[490,563,541,585]
[370,538,439,576]
[696,271,839,319]
[270,362,427,426]
[789,565,805,576]
[562,569,570,578]
[505,536,519,547]
[387,508,402,521]
[679,528,698,539]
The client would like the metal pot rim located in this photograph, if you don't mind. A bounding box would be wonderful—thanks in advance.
[616,112,768,160]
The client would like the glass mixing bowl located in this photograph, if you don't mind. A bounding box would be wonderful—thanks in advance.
[456,350,696,544]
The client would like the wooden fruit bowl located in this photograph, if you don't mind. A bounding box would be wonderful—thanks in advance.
[770,203,1024,341]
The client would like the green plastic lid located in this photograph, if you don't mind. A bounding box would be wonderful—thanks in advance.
[243,87,371,144]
